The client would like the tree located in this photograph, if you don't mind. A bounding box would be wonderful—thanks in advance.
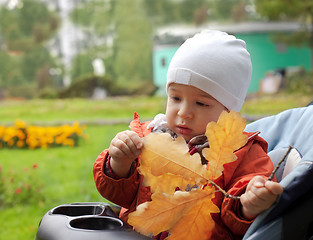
[21,46,56,84]
[143,0,210,25]
[0,0,60,51]
[0,0,62,97]
[70,1,113,81]
[71,52,95,81]
[255,0,313,69]
[112,0,153,94]
[70,0,113,36]
[70,0,154,94]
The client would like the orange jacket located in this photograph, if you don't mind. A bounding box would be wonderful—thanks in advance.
[93,114,274,239]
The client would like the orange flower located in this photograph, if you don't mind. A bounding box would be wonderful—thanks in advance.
[16,140,25,148]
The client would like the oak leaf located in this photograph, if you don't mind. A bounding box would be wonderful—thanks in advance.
[139,132,211,187]
[128,110,247,239]
[139,165,190,194]
[167,187,219,240]
[128,187,218,238]
[203,111,248,179]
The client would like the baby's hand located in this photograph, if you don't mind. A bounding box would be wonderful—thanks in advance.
[240,176,284,219]
[108,130,143,177]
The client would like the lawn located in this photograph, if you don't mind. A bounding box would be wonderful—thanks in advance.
[0,96,167,125]
[0,93,311,239]
[0,124,128,240]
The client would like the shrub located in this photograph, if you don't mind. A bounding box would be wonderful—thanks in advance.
[59,74,157,97]
[109,79,157,96]
[37,87,59,99]
[285,69,313,94]
[58,74,113,98]
[6,84,37,99]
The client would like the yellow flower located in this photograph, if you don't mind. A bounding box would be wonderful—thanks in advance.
[63,138,74,147]
[17,130,26,140]
[7,139,15,147]
[1,120,87,149]
[15,120,27,129]
[16,140,25,148]
[0,126,5,138]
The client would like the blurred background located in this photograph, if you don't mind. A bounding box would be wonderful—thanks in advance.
[0,0,312,99]
[0,0,312,239]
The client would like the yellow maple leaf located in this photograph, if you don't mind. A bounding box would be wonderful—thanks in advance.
[128,187,218,238]
[203,111,248,180]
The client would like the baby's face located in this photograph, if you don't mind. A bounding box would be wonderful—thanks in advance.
[166,83,227,142]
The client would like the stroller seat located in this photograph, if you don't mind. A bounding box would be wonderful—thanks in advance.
[243,105,313,240]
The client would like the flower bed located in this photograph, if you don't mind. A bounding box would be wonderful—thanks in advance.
[0,120,87,149]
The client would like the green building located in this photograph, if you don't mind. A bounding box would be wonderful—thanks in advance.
[153,22,311,95]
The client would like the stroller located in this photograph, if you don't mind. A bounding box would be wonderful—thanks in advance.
[36,105,313,240]
[243,105,313,240]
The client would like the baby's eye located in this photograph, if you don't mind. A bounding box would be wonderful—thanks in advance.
[171,96,181,102]
[196,101,209,107]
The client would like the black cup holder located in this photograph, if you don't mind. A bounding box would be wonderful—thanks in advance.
[70,216,123,230]
[36,203,151,240]
[51,205,104,217]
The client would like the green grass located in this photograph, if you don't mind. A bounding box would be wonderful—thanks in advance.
[1,93,310,125]
[0,96,167,124]
[0,124,127,240]
[242,93,312,116]
[0,93,311,239]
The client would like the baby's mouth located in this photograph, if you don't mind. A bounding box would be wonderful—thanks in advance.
[176,125,192,135]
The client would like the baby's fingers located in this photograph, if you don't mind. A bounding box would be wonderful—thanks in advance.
[115,131,141,156]
[265,181,284,195]
[126,131,143,149]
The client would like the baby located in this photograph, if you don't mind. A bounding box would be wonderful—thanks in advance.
[93,30,283,239]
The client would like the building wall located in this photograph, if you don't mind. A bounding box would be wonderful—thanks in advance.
[153,32,311,95]
[153,45,179,95]
[236,33,311,92]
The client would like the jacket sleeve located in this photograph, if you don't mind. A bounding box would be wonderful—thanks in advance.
[93,114,153,212]
[220,137,275,237]
[93,149,141,209]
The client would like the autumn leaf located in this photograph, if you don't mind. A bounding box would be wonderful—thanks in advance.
[129,112,152,138]
[203,111,248,180]
[128,111,247,239]
[139,133,211,186]
[128,187,218,238]
[140,165,191,194]
[168,187,219,240]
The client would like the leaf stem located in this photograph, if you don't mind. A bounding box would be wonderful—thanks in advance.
[209,181,241,200]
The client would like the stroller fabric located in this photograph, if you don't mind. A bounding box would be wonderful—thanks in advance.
[243,105,313,240]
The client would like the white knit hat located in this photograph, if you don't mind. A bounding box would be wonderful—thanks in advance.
[166,30,252,111]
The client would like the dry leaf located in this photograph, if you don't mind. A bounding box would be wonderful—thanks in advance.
[128,111,247,239]
[139,133,211,185]
[128,187,218,237]
[203,111,248,179]
[168,187,219,240]
[140,165,191,194]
